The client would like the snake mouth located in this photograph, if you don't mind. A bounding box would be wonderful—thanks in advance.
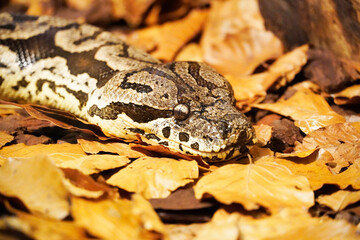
[178,143,242,162]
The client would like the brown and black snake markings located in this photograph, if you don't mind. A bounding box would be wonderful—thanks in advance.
[0,13,255,161]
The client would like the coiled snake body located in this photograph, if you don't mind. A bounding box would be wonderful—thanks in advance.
[0,13,255,161]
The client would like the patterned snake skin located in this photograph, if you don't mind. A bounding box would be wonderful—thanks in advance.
[0,13,255,161]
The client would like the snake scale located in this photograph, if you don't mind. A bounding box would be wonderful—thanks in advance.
[0,13,255,161]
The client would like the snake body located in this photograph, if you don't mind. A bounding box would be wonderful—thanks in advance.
[0,13,255,161]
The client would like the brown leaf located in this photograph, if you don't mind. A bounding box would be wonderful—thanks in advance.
[201,0,283,77]
[254,88,346,133]
[107,157,199,199]
[194,161,314,213]
[0,156,70,219]
[71,195,165,239]
[126,8,208,61]
[317,190,360,211]
[78,138,145,158]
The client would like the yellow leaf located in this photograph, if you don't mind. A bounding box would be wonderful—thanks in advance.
[195,208,359,240]
[317,190,360,211]
[71,195,164,239]
[254,88,346,133]
[0,156,69,219]
[0,207,87,240]
[332,84,360,105]
[78,138,145,158]
[0,142,85,158]
[0,131,13,147]
[106,157,199,199]
[175,43,203,62]
[201,0,283,77]
[194,161,314,212]
[259,156,360,190]
[56,154,130,175]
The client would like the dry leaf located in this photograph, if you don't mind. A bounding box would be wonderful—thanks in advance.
[56,154,130,175]
[175,43,204,62]
[258,156,360,190]
[332,84,360,104]
[201,0,283,77]
[71,195,164,239]
[0,205,87,240]
[126,8,208,61]
[317,190,360,211]
[0,104,21,115]
[254,124,272,147]
[0,131,13,147]
[278,123,360,173]
[110,0,156,26]
[254,88,346,133]
[107,157,199,199]
[194,161,314,212]
[194,208,359,240]
[228,45,308,107]
[78,138,145,158]
[0,156,69,219]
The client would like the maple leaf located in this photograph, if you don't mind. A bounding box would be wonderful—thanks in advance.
[254,88,346,133]
[106,157,199,199]
[194,161,314,213]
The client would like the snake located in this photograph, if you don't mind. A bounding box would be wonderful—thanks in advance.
[0,13,255,161]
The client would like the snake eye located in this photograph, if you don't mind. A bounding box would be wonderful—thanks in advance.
[173,104,190,121]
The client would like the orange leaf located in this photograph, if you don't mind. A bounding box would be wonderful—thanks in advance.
[71,195,164,239]
[0,131,13,147]
[317,190,360,211]
[194,161,314,212]
[254,88,346,133]
[0,156,69,219]
[201,0,283,77]
[107,157,199,199]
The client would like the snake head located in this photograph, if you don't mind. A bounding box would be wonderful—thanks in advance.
[87,61,255,161]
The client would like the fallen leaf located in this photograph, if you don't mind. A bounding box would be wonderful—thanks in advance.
[0,103,21,115]
[110,0,156,26]
[228,45,308,109]
[175,43,204,62]
[0,131,13,147]
[194,161,314,212]
[258,156,360,190]
[332,84,360,105]
[71,195,164,239]
[254,124,272,147]
[58,154,130,175]
[195,208,359,240]
[0,156,69,219]
[126,8,208,61]
[201,0,283,77]
[107,157,199,199]
[0,203,87,240]
[278,123,360,173]
[78,138,145,158]
[254,88,346,133]
[317,190,360,211]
